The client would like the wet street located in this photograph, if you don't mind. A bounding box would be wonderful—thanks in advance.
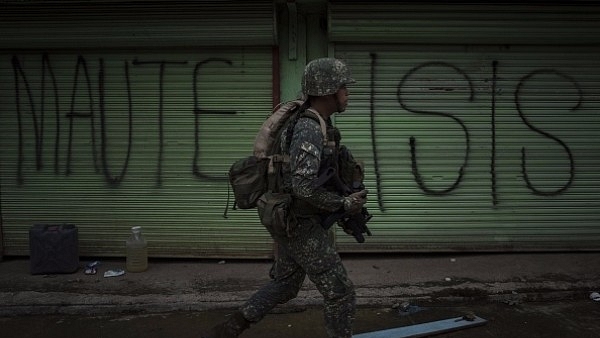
[3,299,599,338]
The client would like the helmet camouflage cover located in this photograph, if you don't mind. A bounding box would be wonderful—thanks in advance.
[302,58,356,96]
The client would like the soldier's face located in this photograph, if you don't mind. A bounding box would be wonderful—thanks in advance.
[335,86,349,113]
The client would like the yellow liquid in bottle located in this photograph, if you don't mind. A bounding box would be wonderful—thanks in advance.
[126,245,148,272]
[126,227,148,272]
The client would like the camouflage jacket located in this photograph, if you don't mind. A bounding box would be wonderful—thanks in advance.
[280,113,345,213]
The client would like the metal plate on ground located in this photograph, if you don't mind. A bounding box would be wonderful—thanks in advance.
[354,315,487,338]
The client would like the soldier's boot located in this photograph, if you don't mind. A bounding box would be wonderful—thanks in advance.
[201,311,251,338]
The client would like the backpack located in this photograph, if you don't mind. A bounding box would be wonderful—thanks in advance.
[227,100,328,210]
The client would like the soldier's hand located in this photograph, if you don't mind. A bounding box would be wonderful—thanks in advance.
[343,189,368,215]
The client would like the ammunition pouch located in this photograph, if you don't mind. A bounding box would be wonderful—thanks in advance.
[257,192,298,237]
[338,145,365,191]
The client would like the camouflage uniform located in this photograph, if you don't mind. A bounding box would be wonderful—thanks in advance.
[239,58,357,338]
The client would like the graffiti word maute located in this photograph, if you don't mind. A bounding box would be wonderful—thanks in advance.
[11,55,234,187]
[10,55,577,208]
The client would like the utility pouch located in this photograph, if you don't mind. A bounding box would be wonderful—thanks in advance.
[338,145,365,190]
[228,155,270,209]
[256,192,297,237]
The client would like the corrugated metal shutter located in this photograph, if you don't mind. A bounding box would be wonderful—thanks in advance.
[0,1,276,48]
[329,2,600,45]
[329,3,600,252]
[0,1,276,258]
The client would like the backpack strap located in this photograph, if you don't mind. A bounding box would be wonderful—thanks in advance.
[268,153,289,174]
[303,108,329,148]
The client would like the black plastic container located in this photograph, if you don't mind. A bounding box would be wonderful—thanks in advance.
[29,224,79,275]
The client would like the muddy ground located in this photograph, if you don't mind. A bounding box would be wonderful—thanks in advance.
[2,299,599,338]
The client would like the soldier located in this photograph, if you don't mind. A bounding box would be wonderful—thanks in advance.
[203,58,367,338]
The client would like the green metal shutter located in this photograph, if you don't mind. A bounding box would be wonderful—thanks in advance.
[0,1,276,48]
[0,1,276,258]
[329,3,600,252]
[329,3,600,45]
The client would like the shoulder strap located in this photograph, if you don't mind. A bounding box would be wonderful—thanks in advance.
[301,108,329,147]
[280,106,333,160]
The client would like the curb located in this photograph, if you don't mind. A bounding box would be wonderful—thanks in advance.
[1,279,595,317]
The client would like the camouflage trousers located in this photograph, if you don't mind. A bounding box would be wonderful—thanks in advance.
[240,216,356,338]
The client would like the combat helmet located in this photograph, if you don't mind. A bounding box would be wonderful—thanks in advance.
[302,58,355,96]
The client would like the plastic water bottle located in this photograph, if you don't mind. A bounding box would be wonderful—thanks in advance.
[126,226,148,272]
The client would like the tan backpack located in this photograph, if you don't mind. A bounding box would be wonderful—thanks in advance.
[227,100,327,210]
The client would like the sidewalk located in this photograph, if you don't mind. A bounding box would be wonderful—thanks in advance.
[1,252,599,316]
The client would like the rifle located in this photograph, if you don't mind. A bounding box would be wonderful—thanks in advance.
[315,167,373,243]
